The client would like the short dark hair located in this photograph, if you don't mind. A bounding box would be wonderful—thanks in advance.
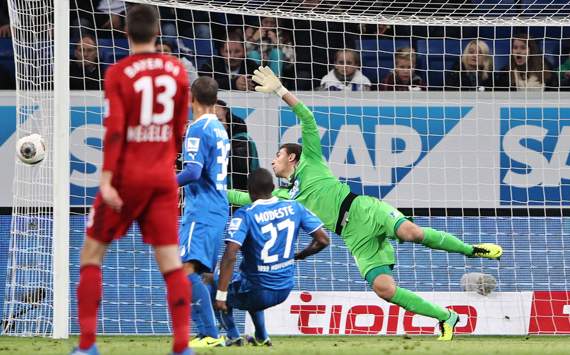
[191,77,218,106]
[248,168,275,198]
[126,5,159,44]
[279,143,302,163]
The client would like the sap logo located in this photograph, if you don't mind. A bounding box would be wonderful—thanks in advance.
[0,105,37,146]
[69,106,105,205]
[280,106,471,197]
[500,108,570,205]
[289,292,477,335]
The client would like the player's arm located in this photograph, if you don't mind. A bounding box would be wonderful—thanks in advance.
[252,66,323,160]
[174,66,190,152]
[295,204,330,260]
[214,242,240,312]
[214,212,248,311]
[227,187,290,206]
[100,66,125,211]
[176,125,205,187]
[295,228,330,261]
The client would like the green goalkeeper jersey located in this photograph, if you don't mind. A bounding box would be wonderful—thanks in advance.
[228,102,351,231]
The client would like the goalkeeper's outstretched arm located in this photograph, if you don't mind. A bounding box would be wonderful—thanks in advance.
[252,65,298,107]
[252,66,323,161]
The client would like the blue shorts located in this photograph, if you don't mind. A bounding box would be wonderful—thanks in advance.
[224,274,292,312]
[179,219,225,272]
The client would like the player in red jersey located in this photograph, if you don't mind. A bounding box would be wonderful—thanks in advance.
[72,5,192,355]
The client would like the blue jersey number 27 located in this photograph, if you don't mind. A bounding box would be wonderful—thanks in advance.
[260,219,295,264]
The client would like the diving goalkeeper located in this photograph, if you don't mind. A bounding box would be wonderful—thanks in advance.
[228,66,503,340]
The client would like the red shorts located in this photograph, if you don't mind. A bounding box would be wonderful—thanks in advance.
[86,183,179,246]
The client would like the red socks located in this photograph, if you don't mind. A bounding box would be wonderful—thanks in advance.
[78,265,190,353]
[77,265,102,350]
[164,268,191,353]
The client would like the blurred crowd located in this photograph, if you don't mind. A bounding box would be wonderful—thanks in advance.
[0,1,569,92]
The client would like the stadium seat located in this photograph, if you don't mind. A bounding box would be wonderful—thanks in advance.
[492,38,511,71]
[98,38,129,66]
[180,38,213,69]
[477,26,513,39]
[415,39,469,88]
[542,39,562,69]
[358,38,415,84]
[0,38,14,78]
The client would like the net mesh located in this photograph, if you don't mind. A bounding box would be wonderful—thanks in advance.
[2,0,570,337]
[2,0,56,336]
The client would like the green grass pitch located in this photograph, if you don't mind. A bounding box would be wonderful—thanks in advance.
[1,335,570,354]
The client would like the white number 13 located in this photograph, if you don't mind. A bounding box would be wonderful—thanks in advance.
[134,75,177,125]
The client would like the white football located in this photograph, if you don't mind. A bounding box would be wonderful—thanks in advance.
[16,133,46,165]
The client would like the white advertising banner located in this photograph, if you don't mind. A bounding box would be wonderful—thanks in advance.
[244,291,533,336]
[0,91,568,208]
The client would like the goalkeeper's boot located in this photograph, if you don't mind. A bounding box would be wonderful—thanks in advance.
[470,243,503,260]
[246,335,273,347]
[170,347,195,355]
[225,336,245,347]
[437,310,459,341]
[188,336,225,348]
[70,344,99,355]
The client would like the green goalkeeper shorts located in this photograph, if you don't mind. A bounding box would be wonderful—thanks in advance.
[340,195,408,278]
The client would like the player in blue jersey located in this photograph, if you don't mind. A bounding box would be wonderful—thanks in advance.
[212,168,330,346]
[177,77,230,348]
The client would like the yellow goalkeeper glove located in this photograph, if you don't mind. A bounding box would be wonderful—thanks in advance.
[252,66,289,98]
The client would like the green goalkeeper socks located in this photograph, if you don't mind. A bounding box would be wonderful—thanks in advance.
[421,227,474,256]
[390,287,449,322]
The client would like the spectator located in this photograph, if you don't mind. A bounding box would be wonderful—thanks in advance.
[0,0,11,38]
[379,47,424,91]
[199,34,258,91]
[71,0,126,39]
[360,23,394,38]
[494,34,558,91]
[70,34,103,90]
[244,17,295,81]
[215,99,259,191]
[155,39,198,85]
[558,48,570,89]
[445,39,494,91]
[320,49,371,91]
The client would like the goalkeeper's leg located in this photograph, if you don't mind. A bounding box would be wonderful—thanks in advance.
[367,267,458,341]
[396,220,502,259]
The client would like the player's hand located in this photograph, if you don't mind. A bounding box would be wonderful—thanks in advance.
[235,75,249,91]
[0,24,11,38]
[214,300,228,312]
[252,66,288,97]
[100,184,123,212]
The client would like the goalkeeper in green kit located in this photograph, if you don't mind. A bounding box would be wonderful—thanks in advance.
[229,66,503,341]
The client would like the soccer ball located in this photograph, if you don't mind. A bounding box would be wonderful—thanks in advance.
[16,133,46,165]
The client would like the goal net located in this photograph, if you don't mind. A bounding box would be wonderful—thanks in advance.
[2,0,570,337]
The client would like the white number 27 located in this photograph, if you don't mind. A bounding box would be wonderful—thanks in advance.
[260,219,295,264]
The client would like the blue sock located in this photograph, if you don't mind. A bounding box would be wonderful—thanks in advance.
[217,307,240,339]
[187,273,206,337]
[188,273,219,338]
[249,310,268,341]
